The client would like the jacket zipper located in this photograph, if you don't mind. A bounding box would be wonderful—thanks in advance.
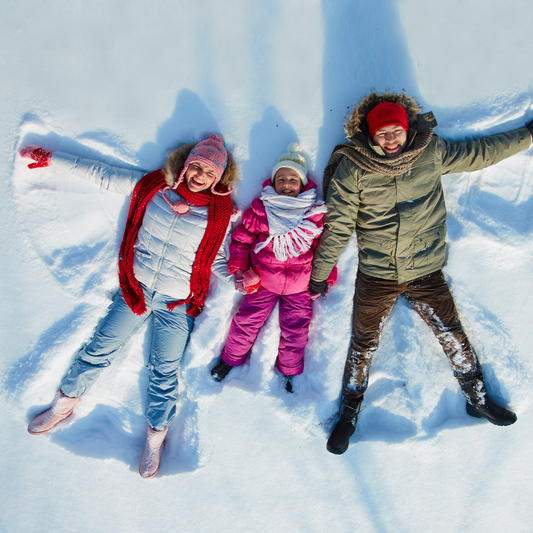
[150,213,179,289]
[282,258,291,294]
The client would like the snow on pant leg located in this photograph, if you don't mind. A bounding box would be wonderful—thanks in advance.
[221,287,279,366]
[342,271,400,406]
[402,270,480,379]
[276,291,312,376]
[145,294,194,431]
[60,290,150,398]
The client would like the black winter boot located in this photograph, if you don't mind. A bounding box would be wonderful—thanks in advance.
[326,398,363,455]
[458,375,517,426]
[283,375,294,393]
[211,358,233,382]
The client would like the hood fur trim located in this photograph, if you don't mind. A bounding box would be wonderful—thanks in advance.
[163,141,239,189]
[344,91,422,140]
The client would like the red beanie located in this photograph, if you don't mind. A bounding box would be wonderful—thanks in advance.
[366,102,409,138]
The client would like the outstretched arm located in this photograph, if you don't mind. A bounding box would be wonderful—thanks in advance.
[440,126,531,176]
[20,146,147,196]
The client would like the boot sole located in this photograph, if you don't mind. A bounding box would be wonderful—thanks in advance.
[466,404,517,426]
[326,442,349,455]
[139,441,165,479]
[139,466,160,479]
[27,409,75,435]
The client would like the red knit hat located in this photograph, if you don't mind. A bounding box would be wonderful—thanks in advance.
[366,102,409,138]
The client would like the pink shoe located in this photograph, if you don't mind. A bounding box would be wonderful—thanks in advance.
[28,391,80,435]
[139,425,168,479]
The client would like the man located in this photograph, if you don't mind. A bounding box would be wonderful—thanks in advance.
[310,91,533,455]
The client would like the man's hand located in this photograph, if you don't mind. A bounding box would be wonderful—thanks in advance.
[309,279,329,300]
[526,119,533,139]
[20,146,53,169]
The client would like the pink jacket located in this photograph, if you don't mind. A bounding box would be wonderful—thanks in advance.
[229,179,337,295]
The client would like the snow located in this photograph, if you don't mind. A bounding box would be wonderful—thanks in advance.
[1,1,533,532]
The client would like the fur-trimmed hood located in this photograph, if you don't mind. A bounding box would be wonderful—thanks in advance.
[163,141,239,189]
[344,91,422,140]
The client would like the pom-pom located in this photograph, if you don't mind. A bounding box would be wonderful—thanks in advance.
[173,200,190,214]
[208,134,224,143]
[286,142,302,153]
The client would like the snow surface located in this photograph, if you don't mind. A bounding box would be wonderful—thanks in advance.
[1,1,533,532]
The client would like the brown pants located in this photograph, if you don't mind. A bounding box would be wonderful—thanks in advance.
[342,270,480,407]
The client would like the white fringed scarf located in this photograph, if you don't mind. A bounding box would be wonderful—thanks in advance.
[254,185,327,261]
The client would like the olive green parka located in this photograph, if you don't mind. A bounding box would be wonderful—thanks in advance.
[312,93,531,284]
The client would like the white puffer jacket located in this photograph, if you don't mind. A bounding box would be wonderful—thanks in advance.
[52,151,234,300]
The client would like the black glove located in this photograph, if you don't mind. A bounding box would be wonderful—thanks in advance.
[526,119,533,138]
[309,279,329,299]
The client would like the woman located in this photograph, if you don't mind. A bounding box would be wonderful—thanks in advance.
[22,134,238,477]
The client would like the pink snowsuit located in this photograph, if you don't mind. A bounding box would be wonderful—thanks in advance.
[221,179,337,375]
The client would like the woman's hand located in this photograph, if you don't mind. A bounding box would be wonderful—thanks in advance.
[20,146,53,169]
[235,269,261,294]
[234,271,247,294]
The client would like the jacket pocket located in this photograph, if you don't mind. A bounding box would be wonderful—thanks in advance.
[357,231,395,268]
[412,224,446,267]
[359,175,395,205]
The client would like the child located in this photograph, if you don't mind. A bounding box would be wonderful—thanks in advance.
[21,134,237,477]
[211,143,336,392]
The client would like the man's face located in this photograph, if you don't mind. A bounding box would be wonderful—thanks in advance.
[372,125,408,158]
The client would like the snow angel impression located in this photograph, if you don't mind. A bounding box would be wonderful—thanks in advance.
[22,134,238,478]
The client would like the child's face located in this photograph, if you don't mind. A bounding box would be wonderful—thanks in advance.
[274,168,303,197]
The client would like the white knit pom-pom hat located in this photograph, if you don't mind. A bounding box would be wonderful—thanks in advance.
[271,142,308,186]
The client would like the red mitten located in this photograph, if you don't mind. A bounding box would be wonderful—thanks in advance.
[20,146,53,169]
[243,268,261,294]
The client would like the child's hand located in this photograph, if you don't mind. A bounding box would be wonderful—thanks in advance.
[243,268,261,294]
[234,271,247,294]
[20,146,53,169]
[309,279,329,299]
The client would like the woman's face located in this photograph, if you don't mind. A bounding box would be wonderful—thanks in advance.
[274,168,303,197]
[372,125,408,158]
[185,161,217,192]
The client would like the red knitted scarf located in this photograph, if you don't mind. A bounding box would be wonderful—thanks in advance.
[118,169,232,317]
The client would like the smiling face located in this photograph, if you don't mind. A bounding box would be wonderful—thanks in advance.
[273,168,304,197]
[372,125,408,158]
[185,161,217,193]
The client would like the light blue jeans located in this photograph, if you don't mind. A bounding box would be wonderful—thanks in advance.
[60,285,194,430]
